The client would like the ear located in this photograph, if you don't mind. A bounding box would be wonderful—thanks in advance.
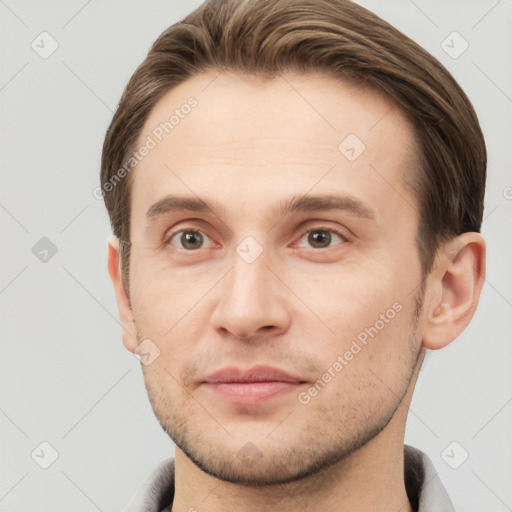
[107,236,139,353]
[422,232,486,350]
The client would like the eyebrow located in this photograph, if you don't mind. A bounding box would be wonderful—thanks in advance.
[276,194,375,220]
[145,193,376,222]
[146,196,226,220]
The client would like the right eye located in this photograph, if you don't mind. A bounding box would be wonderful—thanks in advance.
[167,229,214,250]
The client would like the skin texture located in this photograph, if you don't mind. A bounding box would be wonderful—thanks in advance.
[108,71,486,512]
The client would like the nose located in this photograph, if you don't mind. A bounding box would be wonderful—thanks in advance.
[210,252,292,340]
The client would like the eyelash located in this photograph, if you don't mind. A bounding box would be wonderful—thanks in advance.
[164,225,349,250]
[296,226,348,248]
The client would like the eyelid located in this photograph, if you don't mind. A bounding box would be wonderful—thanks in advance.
[162,217,216,242]
[164,226,217,249]
[293,225,350,249]
[170,229,213,249]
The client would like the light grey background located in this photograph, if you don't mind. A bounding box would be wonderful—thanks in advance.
[1,1,511,511]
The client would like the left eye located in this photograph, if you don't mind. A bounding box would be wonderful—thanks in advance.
[297,229,345,249]
[168,230,213,250]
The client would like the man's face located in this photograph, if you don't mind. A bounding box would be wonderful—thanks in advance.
[126,71,425,484]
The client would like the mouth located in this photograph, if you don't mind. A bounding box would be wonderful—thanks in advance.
[202,365,307,405]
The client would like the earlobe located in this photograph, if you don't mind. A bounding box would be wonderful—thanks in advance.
[107,236,139,353]
[422,233,486,350]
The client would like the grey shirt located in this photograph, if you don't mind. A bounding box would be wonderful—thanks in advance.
[123,445,455,512]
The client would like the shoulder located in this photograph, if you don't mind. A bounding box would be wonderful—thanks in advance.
[123,458,175,512]
[404,445,455,512]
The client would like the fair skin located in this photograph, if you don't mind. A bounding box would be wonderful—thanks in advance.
[108,71,485,512]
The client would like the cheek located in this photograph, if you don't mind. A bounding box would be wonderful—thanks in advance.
[294,262,407,333]
[294,262,420,372]
[141,364,191,423]
[130,274,216,380]
[296,304,418,423]
[130,255,215,330]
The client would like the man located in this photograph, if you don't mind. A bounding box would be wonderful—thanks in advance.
[101,0,486,510]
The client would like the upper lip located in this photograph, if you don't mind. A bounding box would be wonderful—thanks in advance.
[203,365,305,384]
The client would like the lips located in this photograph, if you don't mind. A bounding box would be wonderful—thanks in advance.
[204,365,304,384]
[202,365,306,405]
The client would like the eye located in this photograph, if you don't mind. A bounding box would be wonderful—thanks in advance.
[168,229,213,250]
[297,228,346,249]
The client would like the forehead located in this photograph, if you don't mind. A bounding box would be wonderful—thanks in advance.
[130,70,418,224]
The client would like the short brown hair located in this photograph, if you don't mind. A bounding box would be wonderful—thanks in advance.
[101,0,486,293]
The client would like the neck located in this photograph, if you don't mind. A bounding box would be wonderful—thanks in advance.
[170,404,413,512]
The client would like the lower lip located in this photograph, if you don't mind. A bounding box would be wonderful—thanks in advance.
[203,381,303,405]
